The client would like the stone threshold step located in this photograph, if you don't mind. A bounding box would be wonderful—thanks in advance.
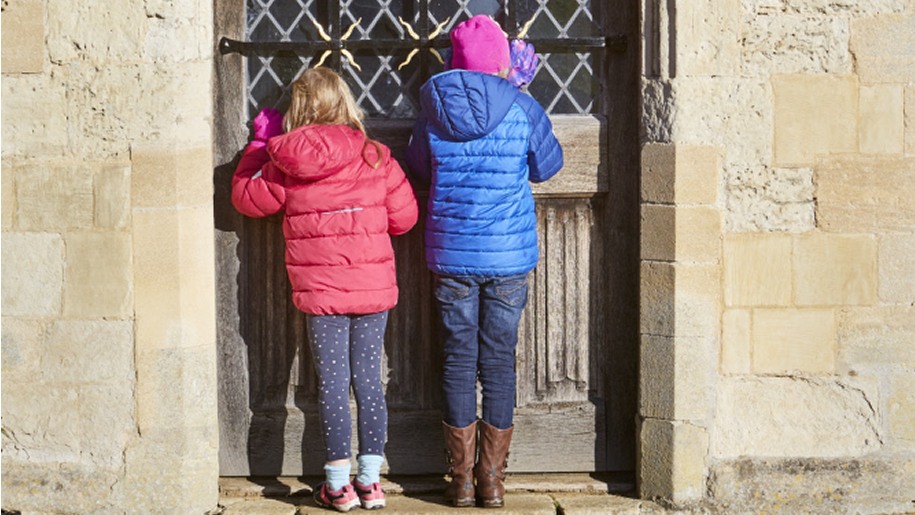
[220,472,635,499]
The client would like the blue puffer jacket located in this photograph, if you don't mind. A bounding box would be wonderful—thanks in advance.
[406,70,563,277]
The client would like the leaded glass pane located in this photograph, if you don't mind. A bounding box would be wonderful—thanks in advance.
[342,0,408,39]
[343,49,425,118]
[519,0,597,38]
[529,52,595,113]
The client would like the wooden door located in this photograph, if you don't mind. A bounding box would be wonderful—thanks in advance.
[214,0,639,477]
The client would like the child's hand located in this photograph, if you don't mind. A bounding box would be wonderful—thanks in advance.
[508,39,538,88]
[253,108,284,141]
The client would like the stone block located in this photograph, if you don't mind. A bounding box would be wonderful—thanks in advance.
[752,308,836,374]
[641,262,720,338]
[723,233,792,307]
[676,207,722,262]
[552,493,664,514]
[712,377,880,458]
[133,207,217,351]
[78,382,137,468]
[133,209,182,349]
[879,234,915,304]
[134,61,213,148]
[95,163,131,228]
[2,163,15,229]
[45,0,144,64]
[640,335,715,422]
[63,232,132,318]
[709,457,915,515]
[146,16,211,63]
[838,307,915,370]
[859,84,905,155]
[144,0,203,19]
[742,15,850,75]
[670,78,772,169]
[0,462,126,514]
[720,309,750,374]
[887,372,915,448]
[1,232,63,316]
[773,74,858,167]
[1,0,45,74]
[906,85,915,155]
[1,318,44,384]
[135,345,218,434]
[16,163,94,231]
[125,419,219,512]
[62,62,213,159]
[725,166,816,233]
[641,204,675,262]
[816,155,915,233]
[60,63,137,159]
[851,14,915,84]
[638,419,708,503]
[1,384,80,463]
[641,81,674,142]
[45,320,134,383]
[219,498,303,514]
[1,74,69,159]
[131,146,214,209]
[675,0,740,77]
[640,261,674,336]
[743,0,907,16]
[794,233,877,306]
[640,144,719,205]
[641,144,676,203]
[641,204,721,262]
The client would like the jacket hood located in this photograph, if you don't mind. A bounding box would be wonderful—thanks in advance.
[267,124,365,181]
[420,70,520,141]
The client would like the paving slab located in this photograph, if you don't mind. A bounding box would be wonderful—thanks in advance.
[219,493,556,515]
[219,497,302,515]
[552,493,666,514]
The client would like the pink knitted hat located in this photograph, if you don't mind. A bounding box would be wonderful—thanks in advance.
[449,15,510,74]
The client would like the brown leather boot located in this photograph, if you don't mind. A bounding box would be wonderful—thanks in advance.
[474,420,513,508]
[443,421,477,507]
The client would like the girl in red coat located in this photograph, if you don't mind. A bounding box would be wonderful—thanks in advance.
[232,67,418,512]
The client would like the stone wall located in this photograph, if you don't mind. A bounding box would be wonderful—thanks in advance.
[1,0,219,512]
[640,0,915,511]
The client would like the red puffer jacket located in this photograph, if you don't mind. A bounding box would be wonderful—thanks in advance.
[232,124,418,315]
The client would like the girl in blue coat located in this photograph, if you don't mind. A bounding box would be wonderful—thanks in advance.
[405,14,563,509]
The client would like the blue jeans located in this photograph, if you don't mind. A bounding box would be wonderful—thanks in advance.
[434,274,529,430]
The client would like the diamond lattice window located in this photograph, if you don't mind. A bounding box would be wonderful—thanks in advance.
[240,0,605,118]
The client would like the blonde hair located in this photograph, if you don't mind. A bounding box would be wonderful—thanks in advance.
[284,67,383,168]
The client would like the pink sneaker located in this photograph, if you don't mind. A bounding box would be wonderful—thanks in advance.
[353,480,386,510]
[313,482,359,512]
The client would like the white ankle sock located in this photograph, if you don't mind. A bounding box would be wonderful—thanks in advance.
[356,454,383,485]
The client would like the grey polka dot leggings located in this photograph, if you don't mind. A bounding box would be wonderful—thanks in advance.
[306,311,388,462]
